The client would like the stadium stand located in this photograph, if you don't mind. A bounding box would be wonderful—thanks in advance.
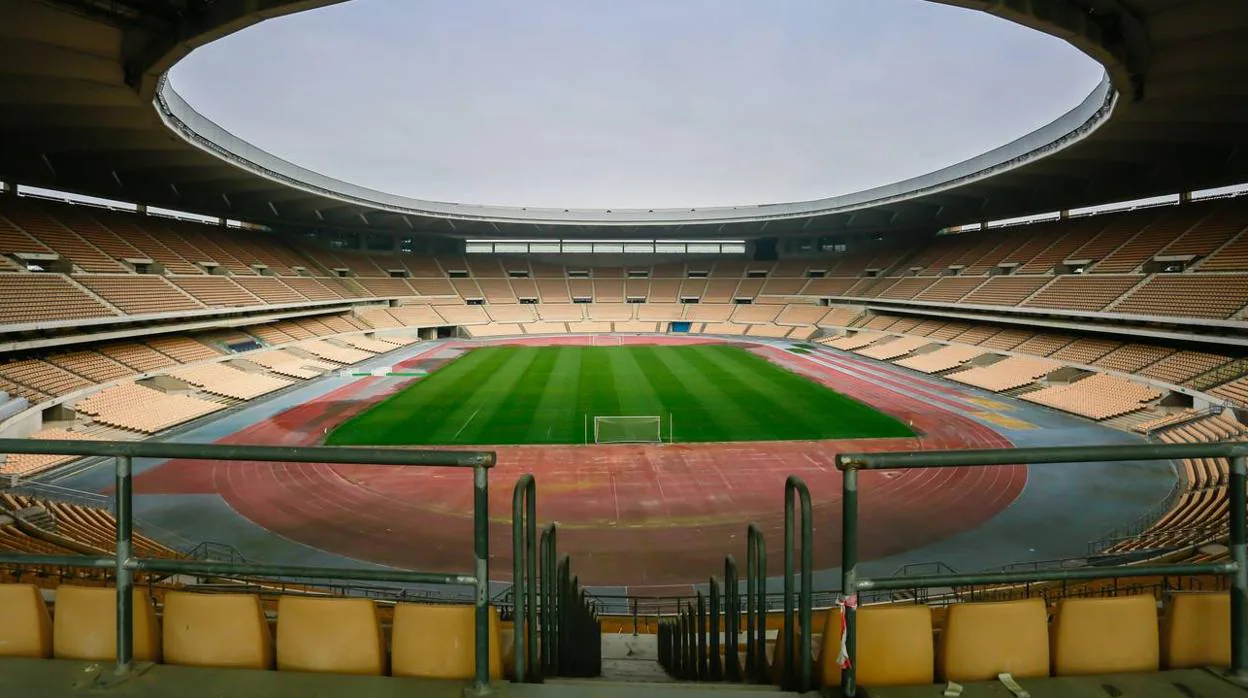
[1020,374,1162,420]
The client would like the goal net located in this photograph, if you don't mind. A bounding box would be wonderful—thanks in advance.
[593,416,664,444]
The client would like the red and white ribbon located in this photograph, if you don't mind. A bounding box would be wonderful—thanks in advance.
[837,593,858,669]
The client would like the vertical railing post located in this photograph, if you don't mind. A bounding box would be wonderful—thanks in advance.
[473,463,491,694]
[746,523,766,682]
[696,590,707,680]
[709,576,722,681]
[841,465,860,698]
[783,476,813,692]
[1231,455,1247,677]
[725,555,741,682]
[540,524,557,677]
[511,475,538,683]
[114,455,133,677]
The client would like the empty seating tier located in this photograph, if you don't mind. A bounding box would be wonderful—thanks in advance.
[77,274,202,314]
[170,363,292,400]
[74,383,225,433]
[946,356,1060,392]
[1021,373,1162,420]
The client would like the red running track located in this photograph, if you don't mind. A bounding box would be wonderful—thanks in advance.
[133,337,1024,592]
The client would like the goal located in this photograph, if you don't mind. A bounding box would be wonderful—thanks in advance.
[593,415,665,444]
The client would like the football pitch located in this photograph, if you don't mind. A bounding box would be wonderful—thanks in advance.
[326,345,913,446]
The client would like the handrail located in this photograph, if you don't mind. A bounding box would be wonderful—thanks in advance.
[0,439,497,695]
[511,475,539,682]
[746,522,767,681]
[782,476,814,692]
[835,441,1248,698]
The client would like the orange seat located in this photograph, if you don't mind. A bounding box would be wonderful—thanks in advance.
[276,596,385,675]
[938,599,1048,682]
[1162,592,1229,669]
[0,583,52,658]
[817,605,933,688]
[163,591,273,670]
[1051,595,1158,676]
[52,586,161,662]
[391,603,503,680]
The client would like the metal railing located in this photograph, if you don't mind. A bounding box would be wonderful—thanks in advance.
[508,476,601,683]
[0,439,498,695]
[836,442,1248,698]
[658,478,816,690]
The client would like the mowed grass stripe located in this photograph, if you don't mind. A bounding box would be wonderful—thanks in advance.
[327,345,914,446]
[681,347,832,439]
[712,347,912,437]
[645,346,765,442]
[430,347,542,444]
[325,347,507,445]
[524,347,582,443]
[629,346,730,441]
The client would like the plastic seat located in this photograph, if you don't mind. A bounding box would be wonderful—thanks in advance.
[52,586,161,662]
[938,599,1048,682]
[0,583,52,658]
[817,605,933,688]
[1051,594,1158,676]
[1162,592,1229,669]
[163,591,273,669]
[391,603,503,680]
[275,596,385,675]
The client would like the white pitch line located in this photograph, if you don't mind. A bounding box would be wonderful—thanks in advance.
[453,407,483,440]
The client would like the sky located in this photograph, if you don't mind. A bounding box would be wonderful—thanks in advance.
[169,0,1104,210]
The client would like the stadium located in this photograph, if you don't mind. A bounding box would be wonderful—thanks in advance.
[1,0,1248,696]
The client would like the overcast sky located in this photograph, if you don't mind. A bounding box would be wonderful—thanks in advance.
[169,0,1103,210]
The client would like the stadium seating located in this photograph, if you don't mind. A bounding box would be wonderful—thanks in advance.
[1020,374,1162,420]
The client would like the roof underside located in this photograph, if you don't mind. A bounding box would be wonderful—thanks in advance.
[1,0,1247,240]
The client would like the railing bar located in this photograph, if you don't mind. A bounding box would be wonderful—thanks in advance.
[839,441,1248,469]
[472,463,491,694]
[0,438,495,467]
[115,455,133,677]
[127,558,477,585]
[1231,455,1247,678]
[855,562,1236,592]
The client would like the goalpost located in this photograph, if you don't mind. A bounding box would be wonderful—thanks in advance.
[592,415,669,444]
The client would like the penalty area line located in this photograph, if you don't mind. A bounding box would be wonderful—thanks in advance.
[452,407,483,440]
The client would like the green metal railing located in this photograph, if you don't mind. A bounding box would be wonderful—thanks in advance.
[658,478,815,690]
[745,522,767,681]
[780,476,813,692]
[509,480,600,683]
[836,442,1248,698]
[0,439,498,694]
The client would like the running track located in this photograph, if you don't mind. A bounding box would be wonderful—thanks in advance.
[132,337,1024,592]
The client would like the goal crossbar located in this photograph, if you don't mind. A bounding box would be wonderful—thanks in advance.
[593,415,665,444]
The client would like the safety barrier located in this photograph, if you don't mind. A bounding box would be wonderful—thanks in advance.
[0,439,498,694]
[836,441,1248,698]
[509,475,601,682]
[658,478,815,690]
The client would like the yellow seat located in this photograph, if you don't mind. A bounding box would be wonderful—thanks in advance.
[52,586,161,662]
[276,597,385,675]
[163,591,273,670]
[938,599,1049,682]
[1162,592,1229,669]
[0,583,51,658]
[817,606,933,688]
[391,603,503,680]
[1052,594,1158,676]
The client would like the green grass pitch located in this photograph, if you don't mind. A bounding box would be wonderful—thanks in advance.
[325,345,914,446]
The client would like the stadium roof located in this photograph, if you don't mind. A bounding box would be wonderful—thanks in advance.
[2,0,1247,240]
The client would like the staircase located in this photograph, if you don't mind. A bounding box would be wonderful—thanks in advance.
[12,505,55,532]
